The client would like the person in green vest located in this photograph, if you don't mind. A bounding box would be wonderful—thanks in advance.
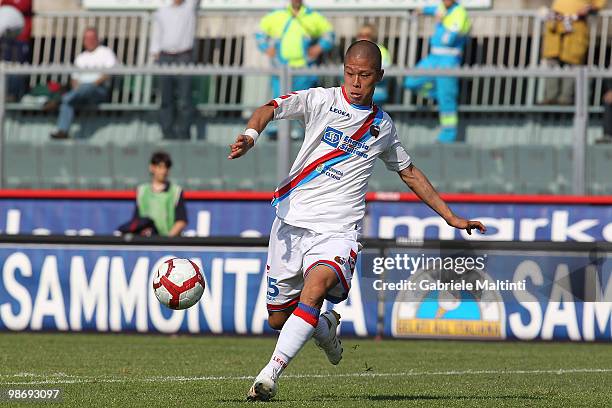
[356,23,391,105]
[256,0,335,98]
[133,151,187,237]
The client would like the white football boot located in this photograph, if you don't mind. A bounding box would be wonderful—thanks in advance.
[314,310,343,365]
[246,369,278,402]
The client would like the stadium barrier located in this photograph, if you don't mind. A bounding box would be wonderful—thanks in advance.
[1,64,611,194]
[1,190,612,242]
[0,235,610,341]
[27,10,612,108]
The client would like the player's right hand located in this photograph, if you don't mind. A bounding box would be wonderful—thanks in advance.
[228,134,254,159]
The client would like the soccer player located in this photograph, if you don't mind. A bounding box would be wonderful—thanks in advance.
[228,40,486,401]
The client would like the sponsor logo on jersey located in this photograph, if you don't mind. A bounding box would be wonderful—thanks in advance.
[322,127,370,158]
[330,106,351,118]
[334,256,346,265]
[316,163,344,180]
[322,126,343,147]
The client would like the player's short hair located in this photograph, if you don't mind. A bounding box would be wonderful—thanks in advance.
[150,151,172,168]
[345,40,382,72]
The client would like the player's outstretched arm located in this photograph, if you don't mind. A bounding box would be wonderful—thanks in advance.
[399,164,487,235]
[228,104,275,160]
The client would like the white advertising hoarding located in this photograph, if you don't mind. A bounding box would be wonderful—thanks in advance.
[82,0,493,11]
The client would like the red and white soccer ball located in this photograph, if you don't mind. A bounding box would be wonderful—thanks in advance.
[153,258,205,310]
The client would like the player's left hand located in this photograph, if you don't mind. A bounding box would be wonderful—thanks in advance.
[447,216,487,235]
[228,134,254,159]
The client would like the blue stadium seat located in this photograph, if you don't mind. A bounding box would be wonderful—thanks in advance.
[40,141,76,189]
[4,143,40,188]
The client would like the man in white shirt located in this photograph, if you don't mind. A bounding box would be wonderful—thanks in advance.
[50,27,117,139]
[228,40,486,401]
[150,0,199,140]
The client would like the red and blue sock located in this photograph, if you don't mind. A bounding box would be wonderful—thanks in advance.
[264,303,320,379]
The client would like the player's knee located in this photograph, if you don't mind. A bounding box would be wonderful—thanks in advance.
[268,313,289,330]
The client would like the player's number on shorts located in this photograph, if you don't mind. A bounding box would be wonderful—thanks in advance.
[267,277,280,298]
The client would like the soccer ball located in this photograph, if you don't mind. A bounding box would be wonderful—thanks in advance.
[153,258,205,310]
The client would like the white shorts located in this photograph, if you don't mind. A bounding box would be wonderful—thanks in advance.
[265,217,359,312]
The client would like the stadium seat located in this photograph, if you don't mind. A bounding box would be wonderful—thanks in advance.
[256,142,280,190]
[478,146,516,193]
[556,147,573,195]
[74,143,113,190]
[441,144,479,192]
[588,145,612,195]
[410,145,445,191]
[111,143,154,189]
[154,141,186,186]
[220,142,258,190]
[4,143,40,188]
[183,143,224,190]
[516,146,556,194]
[368,159,405,192]
[39,141,76,189]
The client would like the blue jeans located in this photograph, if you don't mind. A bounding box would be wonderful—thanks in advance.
[404,54,461,143]
[1,38,31,100]
[159,52,194,140]
[57,83,109,132]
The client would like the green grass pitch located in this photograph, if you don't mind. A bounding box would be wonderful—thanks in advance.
[0,333,610,407]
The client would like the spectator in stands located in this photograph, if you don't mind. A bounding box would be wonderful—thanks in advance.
[356,23,391,105]
[256,0,334,99]
[120,152,187,237]
[404,0,471,143]
[597,80,612,143]
[149,0,199,140]
[0,0,32,101]
[541,0,605,105]
[50,27,117,140]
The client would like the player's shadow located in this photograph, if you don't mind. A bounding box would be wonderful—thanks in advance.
[362,394,545,402]
[217,394,544,403]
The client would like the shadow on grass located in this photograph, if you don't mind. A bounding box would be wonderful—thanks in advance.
[217,393,545,403]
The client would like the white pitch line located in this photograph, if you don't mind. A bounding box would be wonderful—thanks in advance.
[1,368,611,385]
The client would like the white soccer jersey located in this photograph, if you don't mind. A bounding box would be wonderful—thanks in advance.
[268,86,412,233]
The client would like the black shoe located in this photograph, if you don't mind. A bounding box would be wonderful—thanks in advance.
[50,130,69,140]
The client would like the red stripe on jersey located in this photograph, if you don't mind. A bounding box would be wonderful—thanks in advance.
[267,296,300,311]
[273,106,378,199]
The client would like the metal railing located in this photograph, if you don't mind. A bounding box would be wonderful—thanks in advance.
[1,63,610,195]
[24,10,612,109]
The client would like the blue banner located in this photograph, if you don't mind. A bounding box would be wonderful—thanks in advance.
[1,198,611,242]
[0,243,610,341]
[0,244,376,336]
[374,248,612,341]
